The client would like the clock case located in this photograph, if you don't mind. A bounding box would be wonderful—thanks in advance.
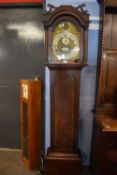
[43,4,89,68]
[43,5,89,175]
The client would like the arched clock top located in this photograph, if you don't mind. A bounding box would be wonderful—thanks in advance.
[43,4,89,29]
[43,4,89,68]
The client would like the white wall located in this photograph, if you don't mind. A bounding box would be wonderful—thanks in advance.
[45,0,100,165]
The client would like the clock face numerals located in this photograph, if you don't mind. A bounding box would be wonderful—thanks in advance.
[52,21,80,62]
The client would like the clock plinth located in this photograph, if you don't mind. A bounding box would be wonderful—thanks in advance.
[43,4,89,175]
[46,148,81,175]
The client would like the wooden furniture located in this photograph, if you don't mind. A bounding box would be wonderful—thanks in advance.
[91,1,117,175]
[20,79,42,170]
[43,4,89,175]
[91,115,117,175]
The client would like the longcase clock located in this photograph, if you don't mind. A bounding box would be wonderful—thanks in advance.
[43,4,89,175]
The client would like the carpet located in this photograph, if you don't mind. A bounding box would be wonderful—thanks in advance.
[0,150,37,175]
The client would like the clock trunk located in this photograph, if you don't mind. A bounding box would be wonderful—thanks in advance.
[46,68,81,175]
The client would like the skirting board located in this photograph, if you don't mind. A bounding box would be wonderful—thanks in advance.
[0,148,21,152]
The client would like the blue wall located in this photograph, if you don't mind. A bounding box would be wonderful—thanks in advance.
[45,0,100,165]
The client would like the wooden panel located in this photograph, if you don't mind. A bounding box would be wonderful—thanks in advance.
[90,118,104,175]
[97,3,117,107]
[46,151,81,175]
[51,70,80,152]
[103,53,117,104]
[53,74,75,151]
[111,14,117,48]
[104,14,112,49]
[91,116,117,175]
[105,0,117,7]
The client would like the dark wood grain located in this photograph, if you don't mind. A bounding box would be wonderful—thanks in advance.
[111,14,117,48]
[51,70,80,152]
[91,115,117,175]
[104,53,117,104]
[103,14,112,49]
[91,1,117,175]
[43,5,89,175]
[105,0,117,7]
[96,2,117,110]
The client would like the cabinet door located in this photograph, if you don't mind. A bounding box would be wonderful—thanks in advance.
[104,14,112,48]
[91,118,107,175]
[111,14,117,48]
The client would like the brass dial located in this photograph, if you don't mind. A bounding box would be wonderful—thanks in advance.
[52,21,80,62]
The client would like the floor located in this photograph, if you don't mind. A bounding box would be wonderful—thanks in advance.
[0,150,37,175]
[0,150,91,175]
[81,167,91,175]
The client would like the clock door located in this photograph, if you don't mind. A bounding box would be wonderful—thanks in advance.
[51,70,80,152]
[43,5,89,175]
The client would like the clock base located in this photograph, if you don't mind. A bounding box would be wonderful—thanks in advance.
[45,148,81,175]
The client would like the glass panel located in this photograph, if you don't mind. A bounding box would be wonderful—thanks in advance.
[22,102,28,159]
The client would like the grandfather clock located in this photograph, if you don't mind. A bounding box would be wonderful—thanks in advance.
[43,4,89,175]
